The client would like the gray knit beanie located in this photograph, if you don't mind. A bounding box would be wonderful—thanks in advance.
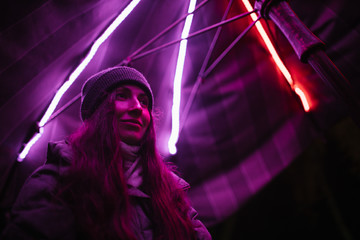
[80,66,154,121]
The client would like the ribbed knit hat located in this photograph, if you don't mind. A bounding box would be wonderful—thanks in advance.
[80,66,154,121]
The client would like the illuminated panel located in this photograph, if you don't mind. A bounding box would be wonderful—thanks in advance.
[17,0,141,162]
[241,0,310,112]
[168,0,197,155]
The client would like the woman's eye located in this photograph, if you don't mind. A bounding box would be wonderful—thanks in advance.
[116,92,127,99]
[139,97,149,107]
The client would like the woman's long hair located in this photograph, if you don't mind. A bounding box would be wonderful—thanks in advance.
[57,91,196,240]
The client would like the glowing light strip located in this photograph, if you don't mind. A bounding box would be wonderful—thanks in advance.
[168,0,197,155]
[241,0,310,112]
[242,0,292,85]
[294,87,310,111]
[17,128,44,162]
[17,0,141,161]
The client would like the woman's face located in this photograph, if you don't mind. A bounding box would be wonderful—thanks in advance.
[113,84,151,145]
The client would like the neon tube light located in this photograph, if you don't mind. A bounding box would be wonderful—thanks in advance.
[168,0,197,155]
[17,128,44,162]
[17,0,141,161]
[241,0,310,112]
[294,87,310,111]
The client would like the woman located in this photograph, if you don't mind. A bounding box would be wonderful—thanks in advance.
[2,66,211,240]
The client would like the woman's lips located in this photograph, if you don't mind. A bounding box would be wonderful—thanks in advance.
[121,119,142,127]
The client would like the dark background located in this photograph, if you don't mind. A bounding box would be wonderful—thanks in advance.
[1,0,359,239]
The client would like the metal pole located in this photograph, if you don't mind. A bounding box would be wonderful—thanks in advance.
[130,10,256,61]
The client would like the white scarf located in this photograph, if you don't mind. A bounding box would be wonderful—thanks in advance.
[120,141,143,188]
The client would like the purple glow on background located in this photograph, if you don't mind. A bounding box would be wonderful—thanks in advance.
[17,0,141,161]
[168,0,197,155]
[17,128,44,162]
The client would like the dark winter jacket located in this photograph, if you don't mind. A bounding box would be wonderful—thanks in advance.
[1,141,211,240]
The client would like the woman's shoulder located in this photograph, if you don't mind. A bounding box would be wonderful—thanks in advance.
[47,139,73,165]
[10,141,72,207]
[1,140,77,240]
[28,140,74,179]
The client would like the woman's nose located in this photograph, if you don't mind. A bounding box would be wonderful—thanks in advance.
[128,97,142,112]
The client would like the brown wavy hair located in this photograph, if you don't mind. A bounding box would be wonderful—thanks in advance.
[57,91,196,239]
